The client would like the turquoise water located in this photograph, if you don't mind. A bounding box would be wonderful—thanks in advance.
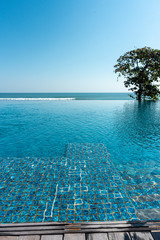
[0,92,132,100]
[0,94,160,223]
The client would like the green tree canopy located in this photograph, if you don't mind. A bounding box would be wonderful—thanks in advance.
[114,47,160,100]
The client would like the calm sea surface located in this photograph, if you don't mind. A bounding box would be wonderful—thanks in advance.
[0,93,160,222]
[0,92,132,100]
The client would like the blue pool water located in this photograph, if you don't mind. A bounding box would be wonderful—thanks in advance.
[0,95,160,223]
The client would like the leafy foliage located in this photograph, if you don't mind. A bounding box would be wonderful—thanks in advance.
[114,47,160,100]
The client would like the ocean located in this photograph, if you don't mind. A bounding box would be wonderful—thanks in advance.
[0,92,132,100]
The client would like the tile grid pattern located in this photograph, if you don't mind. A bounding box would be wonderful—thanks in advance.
[0,143,139,223]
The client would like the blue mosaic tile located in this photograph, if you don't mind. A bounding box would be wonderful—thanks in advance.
[44,217,52,222]
[1,216,12,223]
[105,208,112,214]
[90,215,98,221]
[121,212,131,220]
[11,215,19,223]
[99,214,107,221]
[67,215,75,221]
[107,214,114,221]
[98,208,105,214]
[76,215,83,221]
[59,215,67,221]
[114,212,122,220]
[127,208,135,214]
[0,143,141,223]
[18,216,28,223]
[0,211,6,216]
[83,215,90,221]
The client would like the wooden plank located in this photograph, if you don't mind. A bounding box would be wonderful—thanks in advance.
[0,221,157,230]
[0,223,67,228]
[64,227,150,233]
[151,231,160,240]
[148,223,160,231]
[0,222,150,235]
[66,222,147,227]
[0,237,19,240]
[0,225,66,232]
[0,223,149,233]
[0,230,66,236]
[41,235,63,240]
[0,221,149,228]
[19,236,40,240]
[108,232,131,240]
[68,221,146,225]
[0,224,150,234]
[87,233,109,240]
[147,222,160,226]
[64,233,85,240]
[0,228,151,236]
[130,232,154,240]
[80,221,147,226]
[65,224,149,229]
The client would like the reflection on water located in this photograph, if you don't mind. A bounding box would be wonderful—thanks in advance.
[0,100,160,220]
[111,101,160,162]
[113,101,160,220]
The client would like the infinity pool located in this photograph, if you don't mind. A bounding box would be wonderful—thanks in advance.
[0,100,160,223]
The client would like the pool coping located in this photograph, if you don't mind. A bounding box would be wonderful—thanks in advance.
[0,221,160,236]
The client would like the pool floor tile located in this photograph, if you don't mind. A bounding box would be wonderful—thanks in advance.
[0,143,144,223]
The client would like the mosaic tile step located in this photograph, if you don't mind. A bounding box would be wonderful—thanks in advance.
[0,143,138,223]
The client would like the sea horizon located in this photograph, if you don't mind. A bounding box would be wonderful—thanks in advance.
[0,92,133,100]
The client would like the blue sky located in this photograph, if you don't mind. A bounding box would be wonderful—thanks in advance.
[0,0,160,92]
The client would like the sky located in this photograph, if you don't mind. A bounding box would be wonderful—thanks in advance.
[0,0,160,93]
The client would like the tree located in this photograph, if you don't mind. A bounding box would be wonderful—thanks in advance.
[114,47,160,100]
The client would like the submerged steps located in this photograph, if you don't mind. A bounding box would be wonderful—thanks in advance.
[0,143,140,223]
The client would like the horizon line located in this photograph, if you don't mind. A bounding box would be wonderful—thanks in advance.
[0,91,130,93]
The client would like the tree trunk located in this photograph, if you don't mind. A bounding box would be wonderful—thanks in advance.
[137,84,142,101]
[137,92,142,100]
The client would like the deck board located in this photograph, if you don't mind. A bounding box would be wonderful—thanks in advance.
[0,237,19,240]
[0,221,159,240]
[64,234,85,240]
[108,232,131,240]
[19,236,40,240]
[87,233,109,240]
[41,235,63,240]
[130,232,154,240]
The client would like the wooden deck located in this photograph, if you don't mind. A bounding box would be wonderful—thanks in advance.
[0,221,160,240]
